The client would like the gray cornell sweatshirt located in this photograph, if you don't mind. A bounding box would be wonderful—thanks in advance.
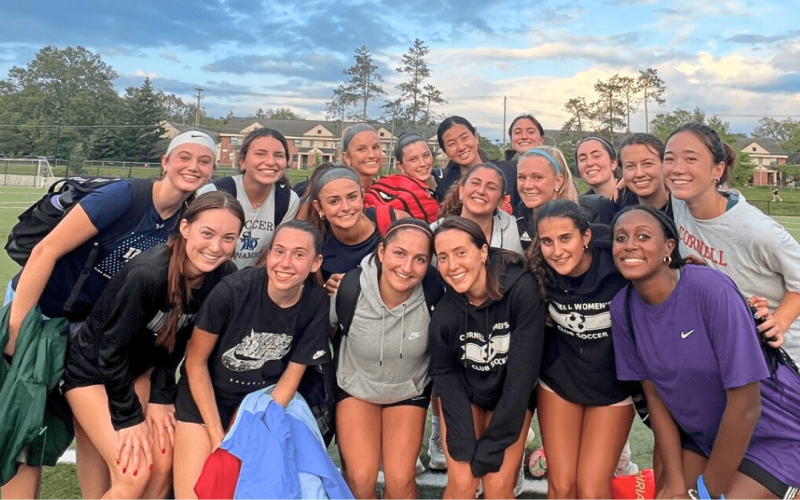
[330,254,432,404]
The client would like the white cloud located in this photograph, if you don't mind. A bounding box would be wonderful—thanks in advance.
[133,69,159,79]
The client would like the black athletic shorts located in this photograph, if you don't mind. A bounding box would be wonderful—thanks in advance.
[173,379,240,430]
[681,428,797,498]
[335,382,433,409]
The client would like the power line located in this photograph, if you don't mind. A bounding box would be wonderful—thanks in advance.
[0,124,164,129]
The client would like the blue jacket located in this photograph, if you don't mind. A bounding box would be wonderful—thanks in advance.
[221,387,352,500]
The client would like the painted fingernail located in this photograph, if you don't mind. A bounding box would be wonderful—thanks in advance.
[149,464,154,471]
[116,460,119,465]
[123,468,127,474]
[162,448,166,454]
[133,470,138,476]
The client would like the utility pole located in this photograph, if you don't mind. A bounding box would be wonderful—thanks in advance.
[194,87,204,126]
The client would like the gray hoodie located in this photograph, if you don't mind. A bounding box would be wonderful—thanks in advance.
[330,254,432,404]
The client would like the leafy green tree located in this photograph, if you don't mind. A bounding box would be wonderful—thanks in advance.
[391,39,445,124]
[563,96,591,132]
[161,93,196,124]
[638,68,666,133]
[650,107,707,143]
[591,75,626,134]
[68,142,87,174]
[329,45,385,122]
[754,117,800,153]
[269,107,303,120]
[619,75,640,133]
[0,46,121,159]
[120,78,165,161]
[478,136,502,161]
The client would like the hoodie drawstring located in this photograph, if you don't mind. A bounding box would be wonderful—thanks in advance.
[379,307,385,366]
[399,304,406,360]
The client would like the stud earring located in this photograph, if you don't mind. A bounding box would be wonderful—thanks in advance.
[583,244,589,250]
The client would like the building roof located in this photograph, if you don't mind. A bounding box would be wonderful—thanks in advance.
[219,117,439,142]
[736,137,787,156]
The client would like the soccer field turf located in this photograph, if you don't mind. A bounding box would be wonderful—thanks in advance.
[0,184,795,498]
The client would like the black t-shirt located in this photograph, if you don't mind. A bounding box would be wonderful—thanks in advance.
[196,267,330,403]
[320,207,382,280]
[63,244,236,429]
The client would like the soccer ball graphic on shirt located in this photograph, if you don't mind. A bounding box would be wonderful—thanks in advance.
[564,312,586,332]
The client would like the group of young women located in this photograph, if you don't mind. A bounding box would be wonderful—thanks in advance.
[1,113,799,500]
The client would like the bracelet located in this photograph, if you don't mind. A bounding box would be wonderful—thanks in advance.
[695,474,725,500]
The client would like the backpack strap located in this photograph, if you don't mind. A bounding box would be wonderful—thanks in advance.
[212,176,237,198]
[273,178,291,227]
[624,283,636,347]
[374,205,396,236]
[63,178,155,313]
[335,267,363,337]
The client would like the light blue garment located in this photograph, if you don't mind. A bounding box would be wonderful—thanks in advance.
[221,386,353,500]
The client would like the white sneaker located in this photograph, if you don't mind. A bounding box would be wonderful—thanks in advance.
[428,432,447,470]
[513,460,526,497]
[415,456,426,475]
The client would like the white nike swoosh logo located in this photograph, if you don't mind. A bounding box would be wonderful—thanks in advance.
[408,331,423,341]
[312,350,326,360]
[681,330,694,339]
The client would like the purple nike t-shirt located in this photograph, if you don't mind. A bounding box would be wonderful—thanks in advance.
[610,265,800,486]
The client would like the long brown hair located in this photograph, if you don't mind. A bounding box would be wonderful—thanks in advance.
[433,216,524,302]
[157,191,245,352]
[438,163,507,218]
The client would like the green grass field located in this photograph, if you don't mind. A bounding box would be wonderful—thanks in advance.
[0,182,796,498]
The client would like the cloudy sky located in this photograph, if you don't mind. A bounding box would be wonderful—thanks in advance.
[1,0,799,141]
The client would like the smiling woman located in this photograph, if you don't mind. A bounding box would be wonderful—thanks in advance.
[527,199,635,499]
[331,219,442,499]
[198,127,301,269]
[2,131,218,500]
[172,220,330,499]
[433,163,523,254]
[61,192,244,499]
[429,216,545,499]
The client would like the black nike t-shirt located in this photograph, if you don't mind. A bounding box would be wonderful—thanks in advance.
[196,266,330,403]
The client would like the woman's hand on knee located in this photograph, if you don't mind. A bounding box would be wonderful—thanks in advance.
[145,403,177,455]
[116,422,154,476]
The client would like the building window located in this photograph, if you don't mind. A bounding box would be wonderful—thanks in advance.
[752,147,757,151]
[317,129,322,134]
[231,137,239,145]
[380,132,385,137]
[294,139,301,146]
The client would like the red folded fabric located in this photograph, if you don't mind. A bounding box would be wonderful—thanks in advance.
[194,448,242,499]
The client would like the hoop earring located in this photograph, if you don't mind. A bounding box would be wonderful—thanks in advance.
[663,255,672,264]
[318,211,325,220]
[713,178,720,185]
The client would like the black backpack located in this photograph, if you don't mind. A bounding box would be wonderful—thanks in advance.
[212,176,292,227]
[334,266,444,337]
[5,177,155,313]
[288,286,337,446]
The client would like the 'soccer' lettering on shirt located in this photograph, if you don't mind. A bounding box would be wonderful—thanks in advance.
[678,226,729,267]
